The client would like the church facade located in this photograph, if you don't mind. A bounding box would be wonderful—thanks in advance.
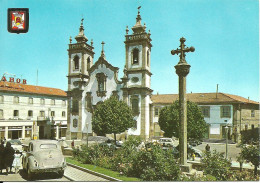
[65,9,259,141]
[66,10,153,140]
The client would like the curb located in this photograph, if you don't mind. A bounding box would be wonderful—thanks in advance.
[67,163,122,181]
[64,174,75,181]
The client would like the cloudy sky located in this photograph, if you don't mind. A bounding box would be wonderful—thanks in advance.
[0,0,259,101]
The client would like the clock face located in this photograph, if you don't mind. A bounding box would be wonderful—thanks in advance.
[131,77,139,83]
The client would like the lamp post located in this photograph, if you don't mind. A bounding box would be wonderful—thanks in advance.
[86,122,89,148]
[225,125,228,159]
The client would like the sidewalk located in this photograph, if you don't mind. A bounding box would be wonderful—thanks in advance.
[64,166,108,181]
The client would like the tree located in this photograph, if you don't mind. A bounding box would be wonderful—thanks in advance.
[241,144,260,176]
[201,150,232,180]
[92,96,136,142]
[241,127,259,145]
[158,100,207,140]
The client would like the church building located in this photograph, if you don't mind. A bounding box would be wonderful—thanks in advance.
[65,9,259,141]
[66,9,153,140]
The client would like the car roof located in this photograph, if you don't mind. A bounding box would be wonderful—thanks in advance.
[30,140,59,145]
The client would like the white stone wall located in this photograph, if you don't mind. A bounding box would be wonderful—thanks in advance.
[81,62,123,133]
[0,93,67,122]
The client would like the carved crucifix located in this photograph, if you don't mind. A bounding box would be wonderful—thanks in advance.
[171,37,195,64]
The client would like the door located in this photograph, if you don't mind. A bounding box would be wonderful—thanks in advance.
[39,126,44,139]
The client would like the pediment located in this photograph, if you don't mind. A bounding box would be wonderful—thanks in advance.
[89,56,119,74]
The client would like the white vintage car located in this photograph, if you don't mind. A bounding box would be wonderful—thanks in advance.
[22,140,66,179]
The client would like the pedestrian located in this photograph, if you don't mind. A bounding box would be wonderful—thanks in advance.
[71,140,74,148]
[3,137,6,143]
[192,153,195,161]
[4,141,15,175]
[12,150,22,174]
[0,142,5,174]
[205,144,210,152]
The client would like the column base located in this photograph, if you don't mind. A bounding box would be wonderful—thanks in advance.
[180,163,192,173]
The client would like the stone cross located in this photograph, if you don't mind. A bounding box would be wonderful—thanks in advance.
[101,41,105,58]
[138,6,141,14]
[171,37,195,173]
[171,37,195,64]
[81,18,84,25]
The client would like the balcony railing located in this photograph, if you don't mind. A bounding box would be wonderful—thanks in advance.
[37,116,50,121]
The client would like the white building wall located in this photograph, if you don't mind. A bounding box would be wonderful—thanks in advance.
[0,91,67,139]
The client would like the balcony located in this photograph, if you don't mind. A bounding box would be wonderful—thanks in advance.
[37,116,50,121]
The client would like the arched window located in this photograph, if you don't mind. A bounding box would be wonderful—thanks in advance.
[96,73,107,97]
[72,99,79,113]
[147,50,150,66]
[0,96,4,103]
[73,119,78,128]
[133,48,139,64]
[0,109,3,119]
[131,95,139,115]
[87,57,91,64]
[73,55,79,70]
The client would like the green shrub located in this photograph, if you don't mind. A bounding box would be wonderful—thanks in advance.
[180,174,217,181]
[73,144,115,165]
[127,142,180,181]
[228,170,260,181]
[201,150,232,180]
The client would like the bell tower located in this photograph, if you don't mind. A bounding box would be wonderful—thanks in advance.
[66,19,95,140]
[123,7,153,139]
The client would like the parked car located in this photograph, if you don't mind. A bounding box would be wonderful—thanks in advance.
[6,139,23,153]
[188,138,202,146]
[176,144,203,158]
[99,139,123,150]
[158,138,174,147]
[22,140,66,179]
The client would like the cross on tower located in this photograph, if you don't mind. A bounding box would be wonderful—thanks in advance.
[138,6,141,14]
[171,37,195,64]
[101,41,105,58]
[81,18,84,25]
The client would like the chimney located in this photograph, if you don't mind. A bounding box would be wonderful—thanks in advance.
[248,97,250,102]
[216,84,219,98]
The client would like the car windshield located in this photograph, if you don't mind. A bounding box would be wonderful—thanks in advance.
[160,139,172,142]
[8,140,21,145]
[40,144,57,149]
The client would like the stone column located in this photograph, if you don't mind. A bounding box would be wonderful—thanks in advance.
[171,37,195,173]
[175,64,190,169]
[22,126,25,139]
[5,126,8,139]
[56,125,59,139]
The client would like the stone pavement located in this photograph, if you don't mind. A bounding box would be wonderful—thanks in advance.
[64,165,108,181]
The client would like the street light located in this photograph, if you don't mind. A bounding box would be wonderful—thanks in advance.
[225,126,228,159]
[86,122,89,148]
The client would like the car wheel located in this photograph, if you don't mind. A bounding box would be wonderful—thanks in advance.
[27,165,34,180]
[58,170,64,178]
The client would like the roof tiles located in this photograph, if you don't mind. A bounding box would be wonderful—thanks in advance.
[0,81,67,97]
[151,93,259,105]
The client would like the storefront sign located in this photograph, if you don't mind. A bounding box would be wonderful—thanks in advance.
[9,126,22,129]
[1,76,27,84]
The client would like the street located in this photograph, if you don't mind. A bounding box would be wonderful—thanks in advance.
[0,169,69,181]
[196,142,241,161]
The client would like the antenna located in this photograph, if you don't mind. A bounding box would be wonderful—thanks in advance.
[216,84,219,98]
[36,69,38,86]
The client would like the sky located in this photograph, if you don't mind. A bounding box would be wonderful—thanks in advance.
[0,0,259,101]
